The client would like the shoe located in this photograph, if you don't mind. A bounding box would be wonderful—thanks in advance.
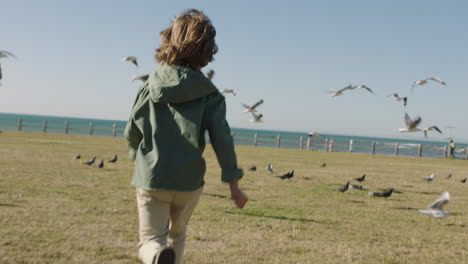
[154,247,175,264]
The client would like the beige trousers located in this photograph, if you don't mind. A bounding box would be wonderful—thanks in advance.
[136,187,203,264]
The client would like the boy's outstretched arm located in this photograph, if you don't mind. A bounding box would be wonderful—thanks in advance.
[205,92,248,208]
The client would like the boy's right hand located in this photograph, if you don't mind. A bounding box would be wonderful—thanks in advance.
[229,179,248,208]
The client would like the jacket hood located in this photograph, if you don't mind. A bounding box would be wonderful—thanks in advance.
[147,63,218,104]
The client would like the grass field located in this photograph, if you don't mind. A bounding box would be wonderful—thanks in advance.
[0,131,467,264]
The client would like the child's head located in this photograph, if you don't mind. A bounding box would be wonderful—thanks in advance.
[156,9,218,69]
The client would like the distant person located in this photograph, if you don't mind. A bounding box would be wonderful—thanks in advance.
[449,139,456,158]
[124,9,248,264]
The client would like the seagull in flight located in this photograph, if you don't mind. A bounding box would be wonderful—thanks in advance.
[221,89,236,96]
[242,99,263,113]
[130,74,149,82]
[411,77,447,92]
[419,191,450,218]
[423,126,442,138]
[352,85,374,94]
[250,112,263,123]
[399,112,422,133]
[206,69,215,80]
[0,50,17,85]
[329,84,353,97]
[388,93,408,107]
[265,163,273,173]
[121,56,138,67]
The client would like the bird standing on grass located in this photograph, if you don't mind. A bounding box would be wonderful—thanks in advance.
[248,165,256,172]
[419,191,451,218]
[355,174,366,183]
[276,170,294,180]
[75,154,81,159]
[423,173,435,182]
[109,155,118,163]
[98,160,104,168]
[265,163,273,173]
[82,156,96,166]
[368,188,394,198]
[320,162,327,168]
[337,182,350,193]
[460,178,467,183]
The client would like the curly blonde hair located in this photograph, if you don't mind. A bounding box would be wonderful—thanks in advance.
[156,9,218,69]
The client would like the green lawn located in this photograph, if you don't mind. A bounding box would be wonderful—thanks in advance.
[0,131,467,264]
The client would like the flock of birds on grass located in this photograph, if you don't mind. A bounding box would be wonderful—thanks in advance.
[248,160,466,218]
[74,154,118,169]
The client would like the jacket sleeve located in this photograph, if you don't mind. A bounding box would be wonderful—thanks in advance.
[204,92,243,183]
[124,118,143,161]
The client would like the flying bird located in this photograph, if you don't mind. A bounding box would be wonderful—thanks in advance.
[368,188,394,198]
[411,77,447,92]
[399,112,422,133]
[242,99,264,113]
[221,89,236,96]
[74,154,81,159]
[336,181,350,193]
[265,163,273,174]
[418,191,450,218]
[422,173,435,182]
[329,84,353,97]
[82,156,96,166]
[206,69,215,80]
[250,112,263,123]
[389,93,408,107]
[355,174,366,183]
[0,50,17,85]
[352,85,374,94]
[121,56,138,67]
[130,74,149,82]
[98,160,104,168]
[108,155,118,163]
[423,126,442,138]
[276,170,294,180]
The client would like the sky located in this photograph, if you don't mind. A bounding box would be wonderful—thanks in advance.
[1,0,468,142]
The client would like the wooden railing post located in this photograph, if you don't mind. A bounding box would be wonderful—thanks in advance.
[65,121,69,134]
[42,120,47,133]
[418,144,423,157]
[89,122,93,135]
[112,123,117,137]
[18,118,22,131]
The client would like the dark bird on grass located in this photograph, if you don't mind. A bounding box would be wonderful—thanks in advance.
[336,182,350,193]
[75,154,81,159]
[82,156,96,166]
[276,170,294,180]
[108,155,118,163]
[419,191,451,218]
[422,173,435,182]
[265,163,273,173]
[446,173,452,179]
[368,188,394,198]
[248,165,256,171]
[460,178,467,183]
[350,184,364,190]
[320,162,326,168]
[98,160,104,168]
[355,174,366,183]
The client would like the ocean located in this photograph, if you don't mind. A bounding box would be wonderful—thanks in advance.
[1,112,466,159]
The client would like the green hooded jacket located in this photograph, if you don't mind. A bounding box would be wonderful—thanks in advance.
[124,63,243,191]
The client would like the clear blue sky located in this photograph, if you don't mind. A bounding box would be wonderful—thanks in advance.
[2,0,468,141]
